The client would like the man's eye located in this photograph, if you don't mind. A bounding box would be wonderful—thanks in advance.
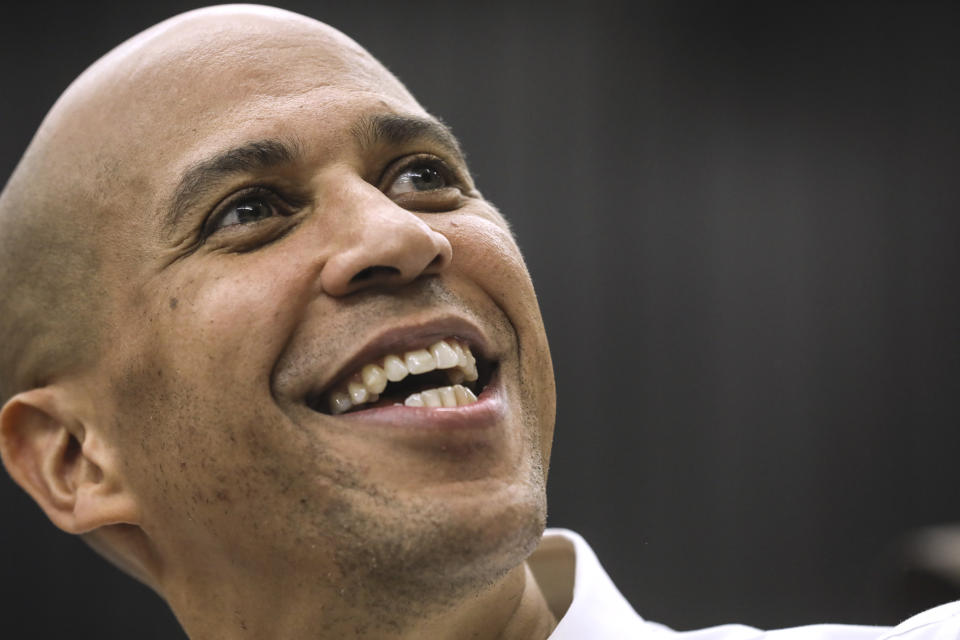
[217,198,275,228]
[385,161,451,197]
[207,189,293,234]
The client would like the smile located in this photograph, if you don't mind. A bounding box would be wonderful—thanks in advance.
[308,338,495,415]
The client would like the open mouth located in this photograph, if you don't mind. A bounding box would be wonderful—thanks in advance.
[307,338,496,415]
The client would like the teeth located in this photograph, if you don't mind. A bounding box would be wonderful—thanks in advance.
[463,357,478,382]
[348,380,369,404]
[438,385,457,407]
[461,349,478,381]
[404,349,435,375]
[454,385,477,404]
[452,342,468,368]
[361,364,388,394]
[421,389,442,407]
[403,384,477,408]
[451,342,478,381]
[330,391,352,415]
[383,355,408,381]
[430,340,459,369]
[322,339,484,414]
[383,384,482,409]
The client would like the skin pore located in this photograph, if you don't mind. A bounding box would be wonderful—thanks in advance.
[0,5,558,640]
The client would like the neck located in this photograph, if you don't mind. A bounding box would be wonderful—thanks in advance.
[165,561,557,640]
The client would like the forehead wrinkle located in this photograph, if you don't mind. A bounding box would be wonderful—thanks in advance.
[351,113,466,164]
[163,137,304,237]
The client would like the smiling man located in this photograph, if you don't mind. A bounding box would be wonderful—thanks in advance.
[0,5,556,638]
[1,5,958,640]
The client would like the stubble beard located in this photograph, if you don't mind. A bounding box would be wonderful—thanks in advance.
[104,277,552,634]
[315,419,549,635]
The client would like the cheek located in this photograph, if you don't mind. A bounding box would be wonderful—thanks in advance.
[149,246,328,403]
[446,217,534,303]
[170,270,301,372]
[444,217,556,459]
[102,318,327,543]
[103,255,320,489]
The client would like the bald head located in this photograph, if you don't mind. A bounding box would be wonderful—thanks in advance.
[0,8,558,637]
[0,4,418,403]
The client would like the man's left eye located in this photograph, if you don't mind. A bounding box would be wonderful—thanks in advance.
[385,161,451,197]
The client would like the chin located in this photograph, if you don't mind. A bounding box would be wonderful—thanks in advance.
[324,461,547,620]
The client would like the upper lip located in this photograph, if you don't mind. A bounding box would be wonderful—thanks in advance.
[305,314,495,401]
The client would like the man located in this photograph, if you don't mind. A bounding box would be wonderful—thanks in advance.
[0,5,957,639]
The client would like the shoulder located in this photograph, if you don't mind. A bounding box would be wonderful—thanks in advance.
[878,600,960,639]
[536,531,960,640]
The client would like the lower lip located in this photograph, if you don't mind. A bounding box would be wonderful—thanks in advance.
[334,372,505,432]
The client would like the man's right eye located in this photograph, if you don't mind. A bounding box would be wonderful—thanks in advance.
[206,187,297,235]
[219,198,275,227]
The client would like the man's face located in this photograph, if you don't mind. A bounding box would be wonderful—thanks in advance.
[76,8,555,598]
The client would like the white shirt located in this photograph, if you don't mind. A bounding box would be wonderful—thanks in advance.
[530,529,960,639]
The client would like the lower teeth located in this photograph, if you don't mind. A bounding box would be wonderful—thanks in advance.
[404,384,478,408]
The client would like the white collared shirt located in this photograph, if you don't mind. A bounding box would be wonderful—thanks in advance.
[530,529,960,639]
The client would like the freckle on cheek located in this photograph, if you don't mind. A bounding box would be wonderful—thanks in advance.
[169,297,179,309]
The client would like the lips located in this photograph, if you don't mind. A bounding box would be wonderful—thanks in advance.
[304,327,497,416]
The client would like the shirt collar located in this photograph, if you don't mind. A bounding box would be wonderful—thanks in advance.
[529,528,652,638]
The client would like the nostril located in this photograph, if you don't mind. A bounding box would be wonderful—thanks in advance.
[426,254,445,270]
[351,265,401,284]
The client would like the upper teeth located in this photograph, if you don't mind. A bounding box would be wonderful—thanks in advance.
[327,338,479,414]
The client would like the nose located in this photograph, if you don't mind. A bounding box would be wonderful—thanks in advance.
[319,181,453,297]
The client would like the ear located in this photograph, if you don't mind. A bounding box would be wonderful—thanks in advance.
[0,386,139,534]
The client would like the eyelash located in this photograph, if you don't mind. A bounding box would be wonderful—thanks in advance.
[378,154,462,194]
[201,186,304,239]
[200,155,463,243]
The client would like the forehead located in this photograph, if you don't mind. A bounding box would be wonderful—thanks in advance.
[121,8,414,107]
[70,8,424,210]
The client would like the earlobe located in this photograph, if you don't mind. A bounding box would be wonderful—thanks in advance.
[0,387,139,534]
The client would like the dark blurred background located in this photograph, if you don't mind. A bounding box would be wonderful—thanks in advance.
[2,1,959,636]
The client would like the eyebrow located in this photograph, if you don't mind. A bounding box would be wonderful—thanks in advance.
[351,113,466,162]
[162,114,465,236]
[164,138,301,235]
